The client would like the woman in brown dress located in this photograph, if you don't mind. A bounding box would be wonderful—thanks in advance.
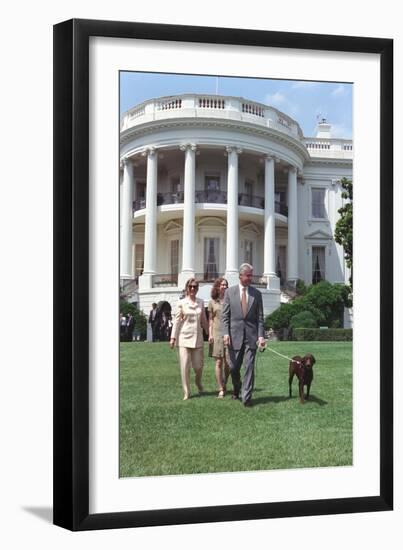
[208,278,230,398]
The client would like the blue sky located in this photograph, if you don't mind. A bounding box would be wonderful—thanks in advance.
[120,72,352,139]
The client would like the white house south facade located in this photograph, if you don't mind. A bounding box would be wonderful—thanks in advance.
[119,94,352,317]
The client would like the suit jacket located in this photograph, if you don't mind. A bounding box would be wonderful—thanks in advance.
[171,297,208,348]
[149,310,156,324]
[221,285,264,350]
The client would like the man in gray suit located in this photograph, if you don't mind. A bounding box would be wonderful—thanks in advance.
[222,263,265,407]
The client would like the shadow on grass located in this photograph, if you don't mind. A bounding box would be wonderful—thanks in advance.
[252,395,289,405]
[304,394,328,406]
[252,394,328,406]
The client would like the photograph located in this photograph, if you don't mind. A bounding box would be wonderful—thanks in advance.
[119,72,354,478]
[52,16,392,530]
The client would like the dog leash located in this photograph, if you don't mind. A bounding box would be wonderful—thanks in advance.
[265,346,302,365]
[253,345,301,393]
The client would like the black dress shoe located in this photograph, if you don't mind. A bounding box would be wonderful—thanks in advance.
[243,400,253,407]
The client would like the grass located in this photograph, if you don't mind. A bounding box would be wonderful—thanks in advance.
[120,341,352,477]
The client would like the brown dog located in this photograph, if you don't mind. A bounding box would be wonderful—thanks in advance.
[288,354,316,403]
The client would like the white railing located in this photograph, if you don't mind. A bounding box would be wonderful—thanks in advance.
[129,106,145,119]
[241,101,265,117]
[156,98,182,111]
[121,94,302,138]
[199,97,225,109]
[304,138,353,158]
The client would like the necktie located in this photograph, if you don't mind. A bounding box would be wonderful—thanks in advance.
[241,286,248,317]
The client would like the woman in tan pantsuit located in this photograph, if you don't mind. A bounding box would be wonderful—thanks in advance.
[170,278,209,400]
[208,278,230,398]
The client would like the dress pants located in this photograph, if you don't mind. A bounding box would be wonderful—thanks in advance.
[227,342,257,403]
[178,346,204,396]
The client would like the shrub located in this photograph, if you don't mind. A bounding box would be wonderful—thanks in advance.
[293,328,352,341]
[264,298,306,330]
[264,281,352,331]
[303,281,351,327]
[289,310,317,330]
[296,279,307,296]
[120,300,148,340]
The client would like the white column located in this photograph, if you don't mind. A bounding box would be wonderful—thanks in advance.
[178,144,196,289]
[120,158,134,280]
[263,155,279,290]
[139,147,158,290]
[225,147,242,286]
[287,165,299,285]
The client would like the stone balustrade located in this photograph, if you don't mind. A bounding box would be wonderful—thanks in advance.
[120,94,303,139]
[304,137,353,159]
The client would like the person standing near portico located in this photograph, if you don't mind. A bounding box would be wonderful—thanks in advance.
[221,263,265,407]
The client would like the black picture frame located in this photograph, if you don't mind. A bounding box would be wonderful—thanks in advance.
[53,18,393,531]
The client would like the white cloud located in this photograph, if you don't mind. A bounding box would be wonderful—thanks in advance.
[331,84,346,97]
[265,92,286,106]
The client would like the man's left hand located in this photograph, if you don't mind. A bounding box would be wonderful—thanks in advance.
[258,337,266,349]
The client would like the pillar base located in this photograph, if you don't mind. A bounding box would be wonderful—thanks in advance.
[264,273,280,291]
[138,272,155,290]
[178,271,196,290]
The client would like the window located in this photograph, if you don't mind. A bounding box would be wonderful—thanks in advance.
[170,240,179,275]
[312,246,325,284]
[275,191,287,214]
[205,175,220,191]
[311,188,326,218]
[276,245,287,285]
[137,182,146,199]
[244,240,253,266]
[170,176,181,194]
[204,238,219,280]
[245,180,253,198]
[135,244,144,277]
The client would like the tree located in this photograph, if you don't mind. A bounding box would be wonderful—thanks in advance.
[334,177,353,288]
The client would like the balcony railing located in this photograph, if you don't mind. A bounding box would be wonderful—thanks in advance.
[238,193,265,208]
[157,192,184,205]
[275,200,288,216]
[133,192,288,215]
[151,272,269,288]
[194,272,220,283]
[195,190,228,203]
[121,94,304,139]
[153,273,179,287]
[133,198,147,211]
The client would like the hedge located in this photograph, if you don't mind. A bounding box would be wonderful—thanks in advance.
[292,328,352,341]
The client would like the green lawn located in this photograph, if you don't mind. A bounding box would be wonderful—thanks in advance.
[120,341,352,477]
